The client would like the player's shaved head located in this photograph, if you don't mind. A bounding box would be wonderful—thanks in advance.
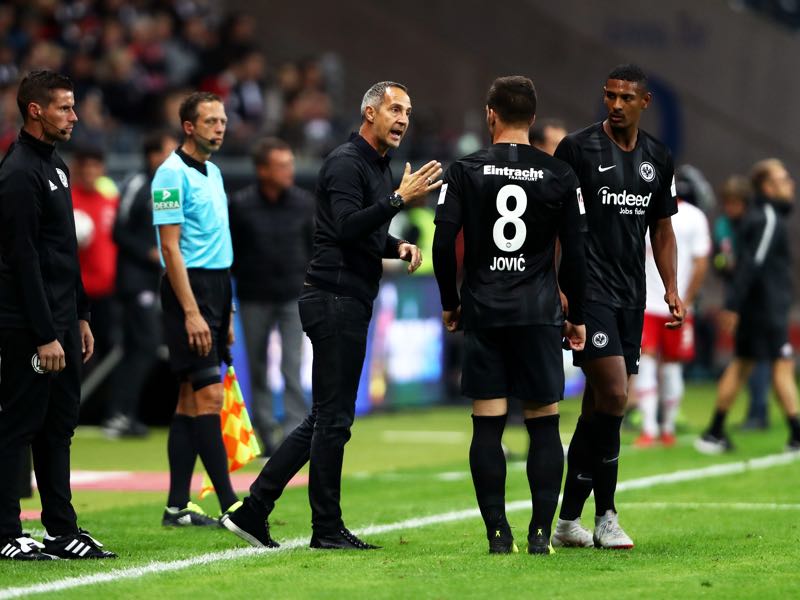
[486,76,537,125]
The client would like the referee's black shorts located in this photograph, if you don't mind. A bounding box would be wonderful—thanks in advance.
[461,324,564,405]
[160,268,231,389]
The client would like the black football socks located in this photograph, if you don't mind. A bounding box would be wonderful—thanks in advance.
[167,414,197,508]
[194,414,239,512]
[525,414,563,541]
[470,414,509,538]
[559,416,593,521]
[592,412,623,516]
[709,409,728,438]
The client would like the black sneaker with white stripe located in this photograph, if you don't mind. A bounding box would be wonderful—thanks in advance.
[0,535,58,560]
[43,529,117,559]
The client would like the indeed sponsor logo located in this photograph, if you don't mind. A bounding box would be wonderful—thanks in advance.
[483,165,544,181]
[598,186,651,215]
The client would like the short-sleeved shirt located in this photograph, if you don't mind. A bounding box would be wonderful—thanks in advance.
[645,200,710,316]
[434,143,585,329]
[151,149,232,269]
[555,122,677,309]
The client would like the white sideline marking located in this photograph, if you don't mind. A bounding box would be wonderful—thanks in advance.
[2,451,798,599]
[619,501,800,511]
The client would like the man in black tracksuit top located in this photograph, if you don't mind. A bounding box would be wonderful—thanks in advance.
[697,158,800,453]
[222,81,442,550]
[104,130,177,437]
[0,70,114,560]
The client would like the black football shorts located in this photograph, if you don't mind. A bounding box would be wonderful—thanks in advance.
[461,324,564,404]
[735,318,792,360]
[573,302,644,375]
[161,268,232,389]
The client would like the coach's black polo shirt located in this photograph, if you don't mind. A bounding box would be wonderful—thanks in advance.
[305,134,403,305]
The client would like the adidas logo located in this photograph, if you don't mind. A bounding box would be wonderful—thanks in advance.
[64,538,93,557]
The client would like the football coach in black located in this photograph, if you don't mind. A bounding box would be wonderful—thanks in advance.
[0,71,115,560]
[222,81,442,550]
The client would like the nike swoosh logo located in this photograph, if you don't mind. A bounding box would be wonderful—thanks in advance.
[598,165,616,172]
[576,474,593,482]
[602,456,620,464]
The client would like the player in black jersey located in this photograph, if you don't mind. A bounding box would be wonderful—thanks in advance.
[433,76,587,555]
[552,65,684,550]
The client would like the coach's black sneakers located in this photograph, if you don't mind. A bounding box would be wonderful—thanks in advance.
[162,502,218,527]
[487,522,518,554]
[220,501,280,548]
[310,527,380,550]
[694,431,734,455]
[786,437,800,453]
[43,529,116,559]
[0,535,58,560]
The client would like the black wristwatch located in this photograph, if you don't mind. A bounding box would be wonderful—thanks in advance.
[388,191,404,209]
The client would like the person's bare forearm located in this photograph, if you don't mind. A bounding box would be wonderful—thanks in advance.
[161,239,199,316]
[651,219,678,295]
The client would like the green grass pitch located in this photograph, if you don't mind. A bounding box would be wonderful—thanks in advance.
[2,382,799,599]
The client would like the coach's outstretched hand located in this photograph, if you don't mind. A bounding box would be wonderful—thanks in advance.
[396,160,443,202]
[562,321,586,351]
[398,242,422,273]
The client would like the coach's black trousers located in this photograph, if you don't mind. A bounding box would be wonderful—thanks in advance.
[0,323,81,538]
[249,287,370,534]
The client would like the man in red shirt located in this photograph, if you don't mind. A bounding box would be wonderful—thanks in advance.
[71,144,119,362]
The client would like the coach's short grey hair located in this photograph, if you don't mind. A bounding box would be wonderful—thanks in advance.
[360,81,408,119]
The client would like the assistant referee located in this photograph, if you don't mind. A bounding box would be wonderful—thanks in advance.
[0,70,115,560]
[153,91,240,526]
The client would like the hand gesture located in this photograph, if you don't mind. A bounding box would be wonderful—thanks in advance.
[562,321,586,351]
[185,309,212,357]
[442,306,461,332]
[664,291,685,329]
[396,160,443,203]
[398,243,422,273]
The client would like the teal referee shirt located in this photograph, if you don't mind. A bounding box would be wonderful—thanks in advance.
[151,148,233,269]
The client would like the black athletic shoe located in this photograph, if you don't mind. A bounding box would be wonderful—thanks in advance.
[786,438,800,453]
[162,502,218,527]
[310,528,380,550]
[527,531,555,555]
[43,529,116,559]
[487,523,518,554]
[0,535,58,560]
[220,501,279,548]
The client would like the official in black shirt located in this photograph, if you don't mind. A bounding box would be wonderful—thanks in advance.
[553,65,683,550]
[697,158,800,453]
[229,138,315,453]
[222,80,442,550]
[0,70,115,560]
[433,76,587,554]
[104,130,178,438]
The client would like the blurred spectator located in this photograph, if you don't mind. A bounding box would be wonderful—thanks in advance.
[71,143,119,364]
[696,158,800,454]
[712,175,771,429]
[229,138,314,454]
[634,165,712,447]
[105,129,178,438]
[530,117,567,156]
